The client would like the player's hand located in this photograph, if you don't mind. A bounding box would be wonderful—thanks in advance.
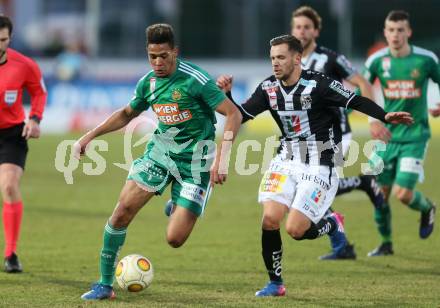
[209,162,227,186]
[369,121,391,143]
[216,75,233,93]
[73,136,92,159]
[22,119,41,140]
[385,111,413,125]
[429,103,440,117]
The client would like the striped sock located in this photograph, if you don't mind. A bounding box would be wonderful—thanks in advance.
[408,191,432,213]
[374,203,392,243]
[99,221,127,286]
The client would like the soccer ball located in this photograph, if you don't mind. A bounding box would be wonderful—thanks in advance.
[115,254,154,292]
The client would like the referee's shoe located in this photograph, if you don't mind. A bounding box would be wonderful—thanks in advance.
[4,253,22,273]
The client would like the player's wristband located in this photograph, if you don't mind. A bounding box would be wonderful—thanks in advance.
[29,115,41,124]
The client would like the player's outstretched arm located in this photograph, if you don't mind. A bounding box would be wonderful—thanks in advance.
[73,105,141,159]
[210,99,242,185]
[346,95,413,125]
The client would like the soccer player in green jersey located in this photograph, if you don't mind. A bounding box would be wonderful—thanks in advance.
[76,24,242,300]
[365,10,439,256]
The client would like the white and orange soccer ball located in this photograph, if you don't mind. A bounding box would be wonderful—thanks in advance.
[115,254,154,292]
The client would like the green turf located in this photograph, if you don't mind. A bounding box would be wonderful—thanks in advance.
[0,132,439,307]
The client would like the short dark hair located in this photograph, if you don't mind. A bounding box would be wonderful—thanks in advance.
[386,10,410,25]
[146,23,175,48]
[0,15,13,35]
[270,35,303,54]
[292,6,322,31]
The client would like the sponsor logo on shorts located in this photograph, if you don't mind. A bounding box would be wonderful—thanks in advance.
[260,172,286,193]
[181,182,206,206]
[4,90,18,105]
[302,203,318,217]
[310,188,322,203]
[302,187,325,218]
[399,157,423,175]
[300,173,330,190]
[153,103,193,125]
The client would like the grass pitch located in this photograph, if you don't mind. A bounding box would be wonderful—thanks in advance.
[0,132,439,307]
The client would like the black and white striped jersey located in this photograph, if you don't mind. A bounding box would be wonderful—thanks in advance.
[236,69,385,167]
[301,45,357,135]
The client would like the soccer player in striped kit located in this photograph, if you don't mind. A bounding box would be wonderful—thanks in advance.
[217,34,412,297]
[0,15,47,273]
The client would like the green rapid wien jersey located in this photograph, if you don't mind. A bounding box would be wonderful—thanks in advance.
[130,59,226,160]
[364,45,440,142]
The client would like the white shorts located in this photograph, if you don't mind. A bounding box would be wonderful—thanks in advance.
[258,155,339,224]
[341,132,352,157]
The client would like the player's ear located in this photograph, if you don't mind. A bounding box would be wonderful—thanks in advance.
[294,52,302,64]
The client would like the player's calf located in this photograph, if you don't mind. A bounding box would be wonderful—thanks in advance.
[359,175,385,209]
[287,212,343,240]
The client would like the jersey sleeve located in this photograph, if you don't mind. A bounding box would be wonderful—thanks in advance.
[237,83,269,122]
[428,56,440,84]
[334,54,357,80]
[319,76,386,122]
[129,77,149,111]
[200,79,227,110]
[319,76,356,108]
[362,57,378,83]
[25,59,47,121]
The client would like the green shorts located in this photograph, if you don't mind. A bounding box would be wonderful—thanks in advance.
[127,153,211,217]
[370,141,428,190]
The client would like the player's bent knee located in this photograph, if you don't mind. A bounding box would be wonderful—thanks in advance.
[1,182,20,200]
[395,188,413,204]
[166,235,185,248]
[286,225,306,240]
[261,215,282,230]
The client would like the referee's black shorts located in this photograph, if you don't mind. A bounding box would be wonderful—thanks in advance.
[0,123,29,169]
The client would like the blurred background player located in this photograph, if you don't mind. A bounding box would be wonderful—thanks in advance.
[217,34,412,297]
[0,15,47,273]
[365,10,439,256]
[291,6,384,260]
[76,23,241,300]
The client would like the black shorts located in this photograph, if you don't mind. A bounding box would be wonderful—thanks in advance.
[0,123,29,169]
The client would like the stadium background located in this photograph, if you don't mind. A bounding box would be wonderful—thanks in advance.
[1,0,440,306]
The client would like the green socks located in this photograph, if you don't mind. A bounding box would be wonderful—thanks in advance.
[374,203,392,243]
[408,191,432,213]
[99,221,127,286]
